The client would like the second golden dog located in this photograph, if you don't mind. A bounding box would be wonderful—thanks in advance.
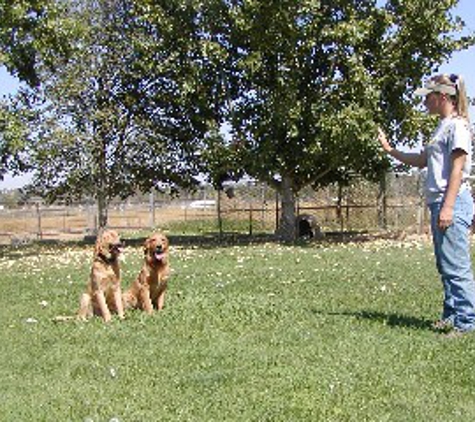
[123,232,170,314]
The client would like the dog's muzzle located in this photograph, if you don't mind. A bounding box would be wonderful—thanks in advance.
[154,245,166,261]
[110,242,124,254]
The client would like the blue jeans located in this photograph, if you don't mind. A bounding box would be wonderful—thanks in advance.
[429,189,475,332]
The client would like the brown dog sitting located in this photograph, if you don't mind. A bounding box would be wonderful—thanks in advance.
[76,229,125,322]
[123,232,170,314]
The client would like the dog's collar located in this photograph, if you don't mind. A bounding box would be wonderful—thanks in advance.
[97,253,117,265]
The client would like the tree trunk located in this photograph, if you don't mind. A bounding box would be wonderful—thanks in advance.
[94,131,109,231]
[97,193,108,230]
[377,173,387,229]
[217,188,223,239]
[337,183,344,232]
[276,175,296,242]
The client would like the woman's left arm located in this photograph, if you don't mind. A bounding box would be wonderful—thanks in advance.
[438,149,467,230]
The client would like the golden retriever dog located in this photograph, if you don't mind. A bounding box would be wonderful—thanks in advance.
[122,232,170,314]
[75,229,125,322]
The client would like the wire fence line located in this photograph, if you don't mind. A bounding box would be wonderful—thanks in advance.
[0,173,428,245]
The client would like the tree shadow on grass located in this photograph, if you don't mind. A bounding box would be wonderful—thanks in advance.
[313,309,434,331]
[0,229,408,254]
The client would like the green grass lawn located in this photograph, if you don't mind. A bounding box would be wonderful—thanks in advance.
[1,235,475,421]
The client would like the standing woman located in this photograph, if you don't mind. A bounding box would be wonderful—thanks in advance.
[378,74,475,336]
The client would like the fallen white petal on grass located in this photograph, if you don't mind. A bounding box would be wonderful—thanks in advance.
[25,318,38,324]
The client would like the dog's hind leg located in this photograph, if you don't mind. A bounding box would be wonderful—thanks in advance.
[122,290,136,310]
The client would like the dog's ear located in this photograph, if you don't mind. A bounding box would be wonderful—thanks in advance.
[163,235,169,250]
[103,230,119,246]
[143,237,151,255]
[94,229,106,256]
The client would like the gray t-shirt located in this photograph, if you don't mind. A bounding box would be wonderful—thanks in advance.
[424,117,472,204]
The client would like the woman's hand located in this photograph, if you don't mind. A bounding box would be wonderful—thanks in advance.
[377,127,428,169]
[438,150,467,230]
[438,205,454,230]
[377,128,392,153]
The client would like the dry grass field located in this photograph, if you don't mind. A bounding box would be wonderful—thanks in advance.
[0,194,427,246]
[0,202,277,244]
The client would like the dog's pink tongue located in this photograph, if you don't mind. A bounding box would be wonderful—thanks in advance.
[155,252,165,261]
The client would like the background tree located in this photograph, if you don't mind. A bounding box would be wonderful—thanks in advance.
[199,0,474,241]
[11,0,221,229]
[0,98,34,179]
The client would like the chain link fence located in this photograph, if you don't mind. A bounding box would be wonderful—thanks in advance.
[0,172,429,244]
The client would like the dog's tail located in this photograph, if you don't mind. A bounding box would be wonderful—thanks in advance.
[53,292,91,322]
[52,315,76,323]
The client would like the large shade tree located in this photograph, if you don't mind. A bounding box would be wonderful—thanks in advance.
[198,0,474,240]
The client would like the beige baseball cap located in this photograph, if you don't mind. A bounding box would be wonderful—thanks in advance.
[414,80,457,96]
